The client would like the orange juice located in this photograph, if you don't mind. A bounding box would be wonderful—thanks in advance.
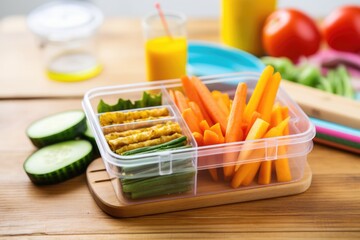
[221,0,277,56]
[145,36,187,81]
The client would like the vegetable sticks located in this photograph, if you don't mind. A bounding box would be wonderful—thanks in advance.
[174,90,189,113]
[243,65,274,123]
[182,108,202,133]
[257,72,282,123]
[203,130,222,181]
[181,76,213,125]
[223,83,247,179]
[231,118,269,188]
[234,118,270,172]
[191,76,228,134]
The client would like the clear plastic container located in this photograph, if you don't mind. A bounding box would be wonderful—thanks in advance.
[83,72,315,204]
[27,0,103,82]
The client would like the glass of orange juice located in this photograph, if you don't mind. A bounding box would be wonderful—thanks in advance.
[142,11,187,81]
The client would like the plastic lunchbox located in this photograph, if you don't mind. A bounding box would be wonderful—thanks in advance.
[83,72,315,211]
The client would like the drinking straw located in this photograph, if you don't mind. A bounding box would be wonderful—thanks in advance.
[155,2,172,39]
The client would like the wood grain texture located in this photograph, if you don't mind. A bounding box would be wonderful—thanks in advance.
[281,81,360,129]
[1,16,360,239]
[86,159,312,218]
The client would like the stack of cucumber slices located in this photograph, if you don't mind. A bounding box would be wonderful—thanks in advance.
[24,110,97,185]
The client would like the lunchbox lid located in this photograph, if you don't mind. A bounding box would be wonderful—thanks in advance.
[83,72,316,171]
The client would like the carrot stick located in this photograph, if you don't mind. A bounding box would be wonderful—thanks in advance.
[212,91,231,111]
[182,108,201,133]
[235,153,264,186]
[281,106,290,135]
[191,77,228,134]
[188,101,204,122]
[168,89,177,105]
[232,117,289,187]
[258,107,283,185]
[193,132,204,146]
[204,129,220,144]
[174,90,189,113]
[231,154,263,188]
[275,108,292,182]
[223,83,247,179]
[281,106,289,119]
[244,111,261,138]
[216,98,230,116]
[259,104,284,186]
[257,72,282,123]
[275,146,292,182]
[181,76,213,125]
[210,123,225,143]
[258,160,272,185]
[230,120,269,188]
[204,129,221,181]
[243,65,274,123]
[270,104,283,128]
[265,117,290,138]
[259,117,291,184]
[234,118,269,172]
[212,91,230,116]
[199,119,210,133]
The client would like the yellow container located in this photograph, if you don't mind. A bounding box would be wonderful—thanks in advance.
[142,12,187,81]
[221,0,277,56]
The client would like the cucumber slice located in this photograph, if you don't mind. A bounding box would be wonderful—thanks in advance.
[26,110,87,148]
[24,140,93,185]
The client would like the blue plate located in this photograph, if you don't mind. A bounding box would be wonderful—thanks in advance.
[187,41,265,76]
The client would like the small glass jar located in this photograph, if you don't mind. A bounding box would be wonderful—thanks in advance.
[27,0,103,82]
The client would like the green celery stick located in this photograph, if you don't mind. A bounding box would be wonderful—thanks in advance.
[297,65,321,87]
[121,136,187,156]
[121,157,194,178]
[121,170,195,193]
[319,77,333,93]
[129,182,193,200]
[336,65,355,99]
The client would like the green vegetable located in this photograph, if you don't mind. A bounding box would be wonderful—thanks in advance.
[121,136,187,156]
[261,57,298,81]
[26,110,87,148]
[260,56,356,98]
[122,170,195,193]
[97,92,162,113]
[336,65,355,99]
[121,157,194,178]
[23,140,93,185]
[129,182,193,200]
[297,65,321,87]
[328,69,344,95]
[122,170,195,200]
[318,77,334,93]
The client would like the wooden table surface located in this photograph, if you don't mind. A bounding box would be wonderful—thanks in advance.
[1,17,359,239]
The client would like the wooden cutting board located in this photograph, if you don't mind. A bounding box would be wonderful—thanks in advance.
[86,158,312,218]
[281,80,360,129]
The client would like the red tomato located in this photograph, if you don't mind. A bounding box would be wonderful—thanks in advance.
[262,9,321,62]
[323,6,360,53]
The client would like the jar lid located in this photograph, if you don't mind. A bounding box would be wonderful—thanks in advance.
[27,0,103,42]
